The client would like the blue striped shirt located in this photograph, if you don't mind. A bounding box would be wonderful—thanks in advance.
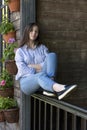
[15,44,49,80]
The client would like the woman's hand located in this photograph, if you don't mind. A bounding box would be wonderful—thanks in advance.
[28,64,42,72]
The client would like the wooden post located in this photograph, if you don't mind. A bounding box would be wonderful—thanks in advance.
[20,0,36,130]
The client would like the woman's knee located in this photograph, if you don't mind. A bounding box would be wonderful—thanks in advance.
[48,52,57,57]
[47,53,58,63]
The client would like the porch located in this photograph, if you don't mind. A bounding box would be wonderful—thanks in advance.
[0,0,87,130]
[30,91,87,130]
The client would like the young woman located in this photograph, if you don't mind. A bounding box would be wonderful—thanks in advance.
[15,23,77,100]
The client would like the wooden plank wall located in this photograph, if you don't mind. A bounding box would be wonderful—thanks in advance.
[10,12,21,113]
[36,0,87,107]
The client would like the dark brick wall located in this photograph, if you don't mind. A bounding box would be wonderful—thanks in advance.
[36,0,87,88]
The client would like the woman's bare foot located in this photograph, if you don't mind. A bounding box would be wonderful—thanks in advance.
[53,83,65,92]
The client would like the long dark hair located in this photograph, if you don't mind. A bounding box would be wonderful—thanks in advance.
[19,23,41,47]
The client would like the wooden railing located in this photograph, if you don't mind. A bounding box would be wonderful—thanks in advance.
[31,93,87,130]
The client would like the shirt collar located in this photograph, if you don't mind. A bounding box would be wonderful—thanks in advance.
[24,44,37,50]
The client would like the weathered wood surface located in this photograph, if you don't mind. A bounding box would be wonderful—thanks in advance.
[0,122,19,130]
[63,87,87,110]
[37,0,87,86]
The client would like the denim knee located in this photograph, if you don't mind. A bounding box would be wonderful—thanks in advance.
[48,52,57,58]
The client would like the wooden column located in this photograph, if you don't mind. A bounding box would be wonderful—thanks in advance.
[20,0,36,130]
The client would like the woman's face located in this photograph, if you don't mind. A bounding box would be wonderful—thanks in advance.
[29,25,39,41]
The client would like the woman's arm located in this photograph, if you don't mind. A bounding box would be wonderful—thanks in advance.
[15,48,36,76]
[28,64,42,72]
[28,45,49,72]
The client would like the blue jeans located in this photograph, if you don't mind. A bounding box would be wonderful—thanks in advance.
[19,53,58,95]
